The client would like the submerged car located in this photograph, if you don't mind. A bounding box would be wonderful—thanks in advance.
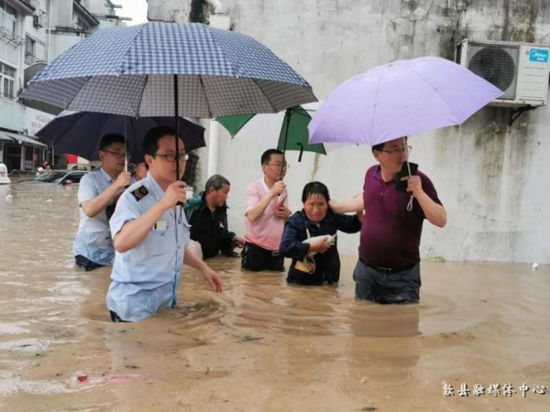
[0,163,10,185]
[22,170,89,185]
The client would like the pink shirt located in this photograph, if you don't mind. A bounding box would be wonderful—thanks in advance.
[244,178,288,251]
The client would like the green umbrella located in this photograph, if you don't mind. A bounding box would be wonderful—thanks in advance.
[216,106,326,162]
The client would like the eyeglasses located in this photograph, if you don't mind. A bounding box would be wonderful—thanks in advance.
[379,146,412,156]
[102,149,127,159]
[267,162,289,169]
[153,152,189,163]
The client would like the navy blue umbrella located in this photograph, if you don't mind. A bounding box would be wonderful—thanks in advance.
[36,112,206,162]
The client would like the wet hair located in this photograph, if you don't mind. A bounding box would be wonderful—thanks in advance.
[261,149,284,165]
[100,134,125,151]
[372,136,408,153]
[205,174,230,192]
[302,181,330,203]
[143,126,177,156]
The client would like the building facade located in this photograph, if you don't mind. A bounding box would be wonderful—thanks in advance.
[148,0,550,264]
[0,0,127,172]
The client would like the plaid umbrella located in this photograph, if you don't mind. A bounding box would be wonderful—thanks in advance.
[21,22,316,118]
[21,22,317,178]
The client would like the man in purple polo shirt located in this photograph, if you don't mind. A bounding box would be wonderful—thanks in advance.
[331,137,446,303]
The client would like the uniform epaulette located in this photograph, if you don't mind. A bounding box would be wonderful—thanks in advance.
[132,186,149,201]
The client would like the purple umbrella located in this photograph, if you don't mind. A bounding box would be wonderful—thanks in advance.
[308,56,504,146]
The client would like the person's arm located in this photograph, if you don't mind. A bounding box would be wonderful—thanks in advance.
[184,248,223,293]
[81,171,131,218]
[246,181,285,223]
[329,195,364,214]
[334,212,363,234]
[113,181,187,253]
[279,219,310,260]
[279,216,331,260]
[404,175,447,228]
[414,192,447,227]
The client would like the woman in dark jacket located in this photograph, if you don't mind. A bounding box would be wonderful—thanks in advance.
[280,182,363,286]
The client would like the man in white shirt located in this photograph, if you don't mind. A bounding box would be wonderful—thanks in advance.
[74,134,131,271]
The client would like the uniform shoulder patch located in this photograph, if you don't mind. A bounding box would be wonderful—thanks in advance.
[132,186,149,201]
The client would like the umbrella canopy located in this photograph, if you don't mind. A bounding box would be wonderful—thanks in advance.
[216,106,325,161]
[21,22,317,118]
[308,56,503,146]
[36,112,206,162]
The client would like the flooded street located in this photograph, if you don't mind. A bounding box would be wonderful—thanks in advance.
[0,181,549,412]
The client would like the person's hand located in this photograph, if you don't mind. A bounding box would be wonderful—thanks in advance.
[233,236,246,248]
[201,267,223,293]
[160,181,187,210]
[402,175,424,198]
[309,237,331,254]
[275,205,290,219]
[269,181,286,198]
[115,171,132,189]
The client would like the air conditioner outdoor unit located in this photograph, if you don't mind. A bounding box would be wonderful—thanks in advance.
[456,39,550,107]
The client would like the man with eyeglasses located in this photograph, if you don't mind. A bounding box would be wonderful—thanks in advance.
[330,137,446,304]
[106,126,222,322]
[74,134,132,271]
[242,149,292,272]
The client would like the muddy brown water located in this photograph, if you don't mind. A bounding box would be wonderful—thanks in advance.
[0,181,549,411]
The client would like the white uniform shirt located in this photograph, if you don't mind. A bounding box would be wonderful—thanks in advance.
[106,172,190,322]
[73,167,116,265]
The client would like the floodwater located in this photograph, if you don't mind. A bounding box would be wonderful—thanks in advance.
[0,181,549,412]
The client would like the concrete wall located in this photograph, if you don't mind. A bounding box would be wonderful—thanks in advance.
[149,0,550,264]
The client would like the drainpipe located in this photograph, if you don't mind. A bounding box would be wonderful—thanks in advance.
[46,0,52,63]
[206,2,230,177]
[207,120,219,177]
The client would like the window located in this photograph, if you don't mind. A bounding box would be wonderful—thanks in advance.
[74,16,90,32]
[25,36,36,64]
[105,1,115,16]
[0,0,17,36]
[0,62,16,99]
[63,172,86,184]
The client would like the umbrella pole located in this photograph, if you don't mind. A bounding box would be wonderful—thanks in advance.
[403,136,414,212]
[174,74,180,180]
[124,118,128,172]
[283,108,291,157]
[403,136,411,177]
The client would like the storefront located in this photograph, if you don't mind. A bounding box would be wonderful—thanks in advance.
[0,130,47,172]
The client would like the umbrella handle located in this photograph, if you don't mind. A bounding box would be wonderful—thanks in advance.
[297,142,304,162]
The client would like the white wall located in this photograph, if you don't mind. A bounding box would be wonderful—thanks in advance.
[151,0,550,264]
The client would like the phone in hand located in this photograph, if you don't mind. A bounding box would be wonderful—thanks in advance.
[395,162,418,192]
[277,193,287,208]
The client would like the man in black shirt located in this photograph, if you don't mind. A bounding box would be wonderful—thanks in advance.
[184,175,245,259]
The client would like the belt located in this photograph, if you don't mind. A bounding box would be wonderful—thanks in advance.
[245,242,280,257]
[362,259,416,275]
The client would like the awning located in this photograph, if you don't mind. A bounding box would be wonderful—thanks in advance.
[0,131,47,147]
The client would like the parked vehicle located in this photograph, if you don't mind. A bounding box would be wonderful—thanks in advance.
[21,170,89,185]
[0,164,10,185]
[66,163,92,171]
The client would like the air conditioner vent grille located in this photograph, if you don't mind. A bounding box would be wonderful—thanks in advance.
[467,45,519,100]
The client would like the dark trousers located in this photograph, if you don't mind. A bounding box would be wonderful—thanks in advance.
[75,255,104,272]
[241,242,284,272]
[353,260,421,304]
